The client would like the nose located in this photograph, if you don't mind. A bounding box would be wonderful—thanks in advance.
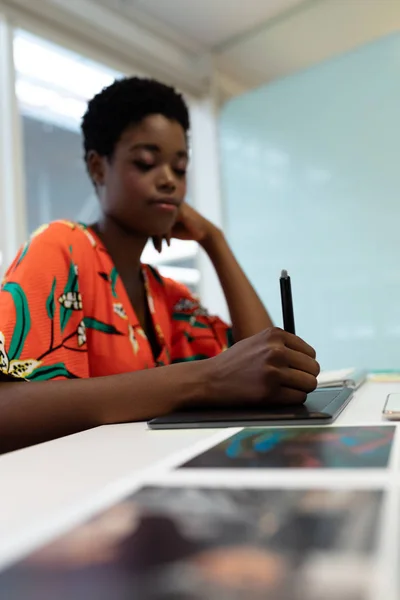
[156,165,176,193]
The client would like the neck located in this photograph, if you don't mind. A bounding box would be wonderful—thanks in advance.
[93,216,148,281]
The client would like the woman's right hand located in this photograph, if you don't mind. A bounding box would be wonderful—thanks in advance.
[206,327,320,406]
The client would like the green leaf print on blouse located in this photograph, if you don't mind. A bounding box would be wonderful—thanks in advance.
[0,283,44,379]
[83,317,123,336]
[172,313,208,328]
[59,258,81,333]
[110,267,118,298]
[172,298,210,329]
[46,277,57,320]
[15,241,30,267]
[2,282,31,360]
[26,362,79,381]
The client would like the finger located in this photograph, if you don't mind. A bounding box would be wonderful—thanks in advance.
[264,386,307,406]
[277,387,308,405]
[166,233,171,247]
[285,347,320,377]
[264,344,319,377]
[280,330,316,359]
[153,237,162,253]
[279,367,318,393]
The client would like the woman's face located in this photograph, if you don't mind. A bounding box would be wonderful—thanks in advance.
[90,114,188,237]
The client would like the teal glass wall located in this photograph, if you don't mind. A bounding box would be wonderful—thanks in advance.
[220,33,400,370]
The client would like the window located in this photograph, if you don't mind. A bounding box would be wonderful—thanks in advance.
[14,30,121,233]
[13,30,199,290]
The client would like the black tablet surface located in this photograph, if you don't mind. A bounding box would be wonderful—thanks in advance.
[148,387,353,430]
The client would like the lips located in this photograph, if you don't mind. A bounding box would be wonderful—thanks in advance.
[148,198,180,208]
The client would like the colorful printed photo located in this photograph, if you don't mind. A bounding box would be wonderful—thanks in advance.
[181,426,395,469]
[0,487,383,600]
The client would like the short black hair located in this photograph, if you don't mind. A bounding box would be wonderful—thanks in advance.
[81,76,190,161]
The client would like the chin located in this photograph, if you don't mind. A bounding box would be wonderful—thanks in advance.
[146,218,178,238]
[117,216,175,239]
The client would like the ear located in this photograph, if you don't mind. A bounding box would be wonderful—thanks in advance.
[86,151,106,188]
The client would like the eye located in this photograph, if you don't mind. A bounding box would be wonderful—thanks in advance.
[174,167,187,177]
[134,160,154,172]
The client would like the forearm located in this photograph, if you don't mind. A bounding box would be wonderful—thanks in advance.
[0,360,209,453]
[201,228,273,341]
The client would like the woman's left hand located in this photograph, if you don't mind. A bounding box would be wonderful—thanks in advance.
[152,203,219,252]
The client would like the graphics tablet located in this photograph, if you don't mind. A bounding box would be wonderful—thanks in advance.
[148,387,353,430]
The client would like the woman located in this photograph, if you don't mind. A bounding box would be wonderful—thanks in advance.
[0,77,319,452]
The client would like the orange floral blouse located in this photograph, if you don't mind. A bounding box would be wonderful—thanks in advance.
[0,221,232,382]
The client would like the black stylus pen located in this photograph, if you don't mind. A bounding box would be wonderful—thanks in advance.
[280,270,296,334]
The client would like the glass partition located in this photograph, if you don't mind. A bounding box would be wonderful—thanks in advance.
[220,32,400,369]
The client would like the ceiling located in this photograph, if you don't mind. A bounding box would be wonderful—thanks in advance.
[218,0,400,89]
[96,0,400,94]
[115,0,306,48]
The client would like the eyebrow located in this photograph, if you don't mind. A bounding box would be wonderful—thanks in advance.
[129,143,188,159]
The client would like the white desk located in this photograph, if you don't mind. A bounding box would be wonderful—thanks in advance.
[0,381,399,576]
